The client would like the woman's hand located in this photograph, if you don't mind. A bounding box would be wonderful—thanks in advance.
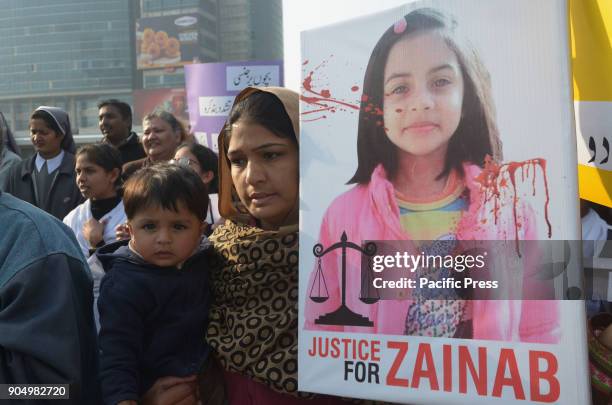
[115,222,130,240]
[141,375,199,405]
[82,218,107,248]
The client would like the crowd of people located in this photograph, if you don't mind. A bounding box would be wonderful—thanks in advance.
[0,87,350,405]
[0,82,611,404]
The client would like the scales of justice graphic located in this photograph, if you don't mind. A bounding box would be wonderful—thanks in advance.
[309,231,380,326]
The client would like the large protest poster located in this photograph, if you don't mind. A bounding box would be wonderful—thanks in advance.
[571,0,612,207]
[299,1,590,403]
[184,60,283,152]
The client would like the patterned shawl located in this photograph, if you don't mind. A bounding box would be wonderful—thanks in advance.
[206,219,300,395]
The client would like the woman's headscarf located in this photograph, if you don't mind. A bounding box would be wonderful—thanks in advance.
[0,112,21,156]
[34,106,76,154]
[217,87,299,225]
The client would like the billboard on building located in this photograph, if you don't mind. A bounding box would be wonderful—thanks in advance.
[133,88,189,128]
[136,14,200,70]
[184,60,283,151]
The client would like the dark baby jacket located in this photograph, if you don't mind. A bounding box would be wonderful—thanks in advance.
[96,239,211,405]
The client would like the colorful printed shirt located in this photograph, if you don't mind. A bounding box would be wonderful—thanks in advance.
[395,171,472,338]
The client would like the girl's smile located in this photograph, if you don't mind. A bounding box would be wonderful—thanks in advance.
[403,120,440,135]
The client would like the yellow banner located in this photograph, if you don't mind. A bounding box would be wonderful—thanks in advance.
[571,0,612,206]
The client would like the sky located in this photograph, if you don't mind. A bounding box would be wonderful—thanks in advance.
[282,0,409,91]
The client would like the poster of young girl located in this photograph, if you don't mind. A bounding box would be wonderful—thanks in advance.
[299,0,590,403]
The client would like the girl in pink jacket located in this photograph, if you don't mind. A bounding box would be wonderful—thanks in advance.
[305,8,559,343]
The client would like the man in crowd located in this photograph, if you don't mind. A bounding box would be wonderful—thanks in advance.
[98,99,145,164]
[0,190,99,403]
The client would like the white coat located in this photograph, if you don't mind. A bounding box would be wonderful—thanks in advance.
[63,199,127,257]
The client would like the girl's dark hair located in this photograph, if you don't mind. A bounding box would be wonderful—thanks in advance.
[76,143,123,187]
[349,8,502,184]
[176,142,219,193]
[223,91,297,148]
[123,163,208,222]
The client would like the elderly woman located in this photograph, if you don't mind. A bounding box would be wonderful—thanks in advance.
[122,110,187,181]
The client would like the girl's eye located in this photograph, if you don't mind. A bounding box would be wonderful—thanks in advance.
[432,78,451,88]
[142,223,156,231]
[390,85,409,95]
[173,224,187,230]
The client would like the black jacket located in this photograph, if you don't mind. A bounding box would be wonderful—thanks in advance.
[0,191,100,404]
[4,152,82,220]
[96,240,211,405]
[116,132,146,165]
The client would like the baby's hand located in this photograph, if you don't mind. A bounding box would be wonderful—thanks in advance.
[141,375,198,405]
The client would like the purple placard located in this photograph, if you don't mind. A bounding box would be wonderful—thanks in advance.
[185,60,284,152]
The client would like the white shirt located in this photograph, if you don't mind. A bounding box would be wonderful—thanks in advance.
[63,199,127,257]
[582,208,610,258]
[207,193,221,224]
[35,150,65,173]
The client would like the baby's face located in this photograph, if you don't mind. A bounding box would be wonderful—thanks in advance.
[128,202,204,268]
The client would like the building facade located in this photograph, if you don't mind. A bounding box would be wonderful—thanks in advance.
[0,0,135,138]
[0,0,283,152]
[219,0,283,62]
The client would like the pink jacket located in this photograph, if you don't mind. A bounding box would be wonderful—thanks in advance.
[305,162,559,343]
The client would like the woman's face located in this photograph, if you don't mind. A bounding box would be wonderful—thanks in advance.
[30,118,63,159]
[75,154,119,200]
[227,120,298,230]
[142,117,181,162]
[382,32,464,158]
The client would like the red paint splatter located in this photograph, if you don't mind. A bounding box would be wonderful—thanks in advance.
[302,59,309,65]
[475,156,551,256]
[351,86,360,92]
[301,68,360,119]
[302,106,336,115]
[302,115,327,122]
[361,94,369,102]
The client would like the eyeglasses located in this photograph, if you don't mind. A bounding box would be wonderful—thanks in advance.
[171,157,198,169]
